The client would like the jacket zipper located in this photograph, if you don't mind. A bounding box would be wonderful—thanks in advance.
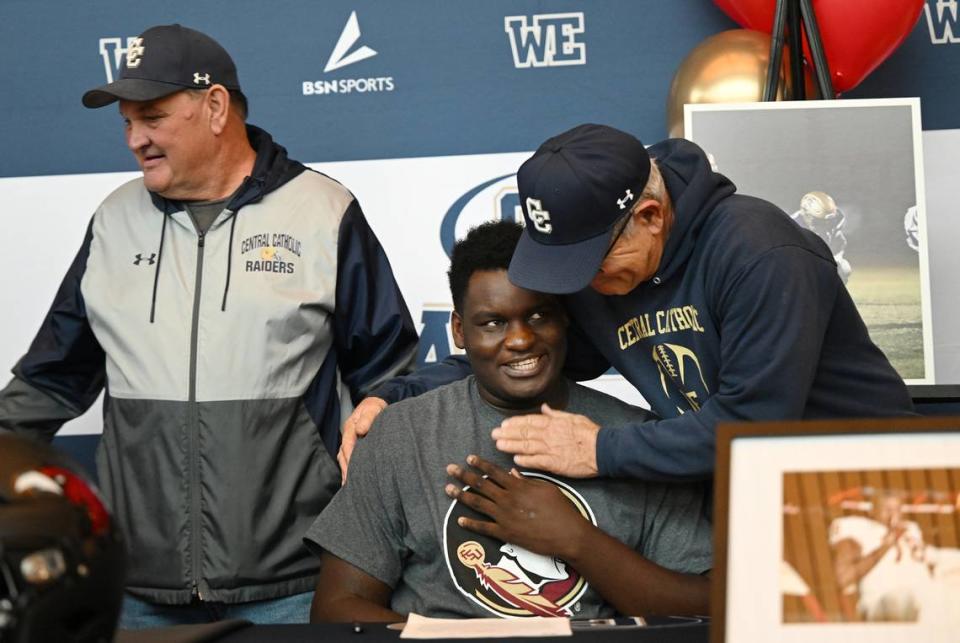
[189,230,206,601]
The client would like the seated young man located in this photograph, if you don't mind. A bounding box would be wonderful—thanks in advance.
[305,221,712,622]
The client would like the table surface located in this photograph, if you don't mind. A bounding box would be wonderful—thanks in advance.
[217,617,709,643]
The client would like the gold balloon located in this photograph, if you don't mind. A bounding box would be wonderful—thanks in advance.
[666,29,814,138]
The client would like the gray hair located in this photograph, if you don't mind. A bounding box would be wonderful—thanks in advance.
[616,158,668,240]
[638,158,666,204]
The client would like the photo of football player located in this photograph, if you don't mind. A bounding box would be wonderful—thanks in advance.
[831,490,935,622]
[791,191,851,283]
[904,205,920,252]
[782,470,960,627]
[685,102,931,382]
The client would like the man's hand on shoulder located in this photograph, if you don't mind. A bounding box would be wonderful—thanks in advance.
[338,397,388,485]
[491,404,599,478]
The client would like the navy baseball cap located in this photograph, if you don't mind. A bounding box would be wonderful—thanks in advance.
[82,24,243,108]
[509,124,651,294]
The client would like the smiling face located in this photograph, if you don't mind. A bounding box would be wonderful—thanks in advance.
[452,269,568,411]
[119,90,214,199]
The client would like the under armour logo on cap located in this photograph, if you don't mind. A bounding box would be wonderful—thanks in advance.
[617,189,634,210]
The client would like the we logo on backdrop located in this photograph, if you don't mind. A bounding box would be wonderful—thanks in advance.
[925,0,960,44]
[303,10,395,96]
[504,13,586,68]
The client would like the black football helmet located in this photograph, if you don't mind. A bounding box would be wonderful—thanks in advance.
[0,434,125,643]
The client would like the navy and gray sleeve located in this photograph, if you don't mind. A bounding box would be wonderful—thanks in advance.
[334,202,419,403]
[0,219,105,440]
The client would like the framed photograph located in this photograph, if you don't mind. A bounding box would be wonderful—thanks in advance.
[684,99,934,384]
[712,417,960,643]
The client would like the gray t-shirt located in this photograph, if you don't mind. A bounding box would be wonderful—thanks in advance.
[184,197,229,234]
[305,377,712,619]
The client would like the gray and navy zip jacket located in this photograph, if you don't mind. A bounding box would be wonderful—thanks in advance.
[0,125,418,603]
[373,139,914,482]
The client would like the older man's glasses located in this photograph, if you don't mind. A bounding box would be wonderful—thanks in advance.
[602,211,632,260]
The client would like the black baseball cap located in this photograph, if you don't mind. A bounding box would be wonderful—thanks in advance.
[82,24,242,108]
[508,124,651,294]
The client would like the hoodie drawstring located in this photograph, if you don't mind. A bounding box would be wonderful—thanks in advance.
[221,213,238,311]
[149,213,169,323]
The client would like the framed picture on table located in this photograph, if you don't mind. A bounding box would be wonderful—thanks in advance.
[711,416,960,643]
[684,98,934,385]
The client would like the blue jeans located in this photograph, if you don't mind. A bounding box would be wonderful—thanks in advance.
[119,591,313,629]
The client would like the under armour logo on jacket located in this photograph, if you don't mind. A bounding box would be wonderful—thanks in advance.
[193,72,211,86]
[617,189,634,210]
[133,253,157,266]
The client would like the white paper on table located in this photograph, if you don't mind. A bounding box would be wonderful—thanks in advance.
[399,613,572,639]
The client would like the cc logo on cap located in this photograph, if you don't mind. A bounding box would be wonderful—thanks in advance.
[525,198,553,234]
[126,37,145,68]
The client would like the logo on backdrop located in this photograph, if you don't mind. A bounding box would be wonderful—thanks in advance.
[99,36,139,83]
[325,10,377,72]
[418,307,456,366]
[504,13,586,68]
[926,0,960,44]
[413,174,522,367]
[440,174,521,258]
[303,11,395,96]
[444,472,592,617]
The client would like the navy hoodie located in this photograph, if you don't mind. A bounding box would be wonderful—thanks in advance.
[375,139,914,480]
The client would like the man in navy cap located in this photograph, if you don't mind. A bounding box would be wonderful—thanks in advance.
[0,24,417,627]
[342,123,912,483]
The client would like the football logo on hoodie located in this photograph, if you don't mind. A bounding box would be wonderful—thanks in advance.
[444,472,594,617]
[653,342,709,414]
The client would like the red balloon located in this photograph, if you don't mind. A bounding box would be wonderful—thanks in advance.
[712,0,925,93]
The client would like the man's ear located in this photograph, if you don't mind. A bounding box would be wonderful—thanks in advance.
[451,310,465,350]
[630,199,665,235]
[206,85,230,135]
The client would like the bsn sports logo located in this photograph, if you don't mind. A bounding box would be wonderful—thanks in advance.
[444,472,593,617]
[504,13,586,68]
[99,36,139,83]
[303,11,395,96]
[926,0,960,43]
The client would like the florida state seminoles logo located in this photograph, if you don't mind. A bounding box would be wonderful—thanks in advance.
[443,472,595,618]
